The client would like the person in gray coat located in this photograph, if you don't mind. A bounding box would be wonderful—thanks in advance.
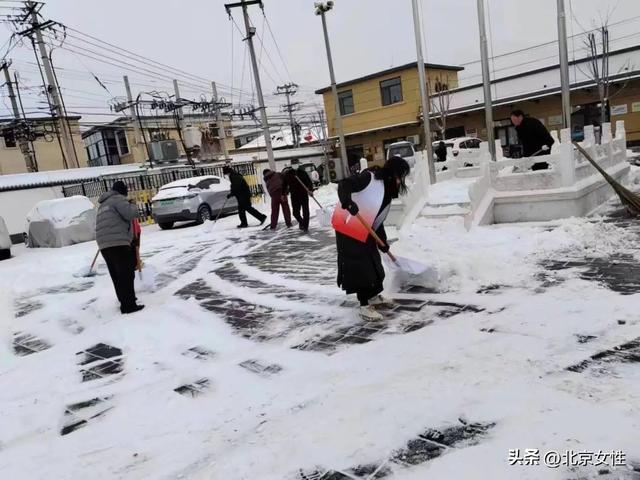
[96,181,144,314]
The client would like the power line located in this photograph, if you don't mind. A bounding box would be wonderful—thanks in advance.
[262,11,292,82]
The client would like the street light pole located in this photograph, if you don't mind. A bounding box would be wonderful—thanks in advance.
[411,0,436,184]
[477,0,496,161]
[316,2,349,179]
[557,0,572,130]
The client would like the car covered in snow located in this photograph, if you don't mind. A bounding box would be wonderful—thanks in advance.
[25,196,96,248]
[386,141,416,167]
[0,216,11,260]
[151,175,238,230]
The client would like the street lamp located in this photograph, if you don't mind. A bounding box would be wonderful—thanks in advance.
[315,1,349,179]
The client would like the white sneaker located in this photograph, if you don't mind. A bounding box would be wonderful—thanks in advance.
[360,305,383,321]
[368,295,394,308]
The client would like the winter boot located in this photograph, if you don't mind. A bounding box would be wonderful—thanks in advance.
[359,305,383,321]
[368,295,394,308]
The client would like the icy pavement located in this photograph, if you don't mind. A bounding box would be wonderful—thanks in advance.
[2,190,640,479]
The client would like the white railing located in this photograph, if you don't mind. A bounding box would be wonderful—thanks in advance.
[463,121,629,227]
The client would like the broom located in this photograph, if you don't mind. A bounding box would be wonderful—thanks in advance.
[573,142,640,214]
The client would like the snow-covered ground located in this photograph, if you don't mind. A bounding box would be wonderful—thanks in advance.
[1,186,640,480]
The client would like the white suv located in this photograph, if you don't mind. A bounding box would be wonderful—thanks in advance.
[386,141,416,167]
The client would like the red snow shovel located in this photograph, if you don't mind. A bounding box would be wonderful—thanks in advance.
[354,213,429,275]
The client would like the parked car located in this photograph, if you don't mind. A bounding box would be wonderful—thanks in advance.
[151,175,238,230]
[0,216,11,260]
[386,141,416,167]
[432,137,482,160]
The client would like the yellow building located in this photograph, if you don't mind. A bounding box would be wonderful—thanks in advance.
[82,114,235,166]
[315,61,463,166]
[0,116,88,175]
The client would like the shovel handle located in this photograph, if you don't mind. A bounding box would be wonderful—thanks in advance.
[354,212,397,263]
[89,249,100,272]
[294,175,323,209]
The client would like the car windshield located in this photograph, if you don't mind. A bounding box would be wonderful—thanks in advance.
[389,146,414,158]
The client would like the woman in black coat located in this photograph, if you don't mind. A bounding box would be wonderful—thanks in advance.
[333,156,411,321]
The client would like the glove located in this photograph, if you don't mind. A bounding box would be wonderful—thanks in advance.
[378,243,390,253]
[345,202,359,216]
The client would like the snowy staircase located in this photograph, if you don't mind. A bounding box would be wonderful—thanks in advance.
[417,178,475,221]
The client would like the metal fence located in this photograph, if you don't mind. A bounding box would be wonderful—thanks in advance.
[62,162,262,223]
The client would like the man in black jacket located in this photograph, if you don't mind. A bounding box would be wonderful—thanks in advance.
[511,109,555,170]
[223,166,267,228]
[284,166,313,232]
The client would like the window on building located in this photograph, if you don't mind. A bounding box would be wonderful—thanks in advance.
[116,129,129,155]
[338,90,354,115]
[380,77,403,106]
[3,129,16,148]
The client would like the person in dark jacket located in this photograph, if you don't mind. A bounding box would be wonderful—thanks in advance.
[510,109,555,170]
[435,141,447,163]
[223,165,266,228]
[284,166,313,232]
[96,181,144,314]
[333,156,411,321]
[263,169,292,230]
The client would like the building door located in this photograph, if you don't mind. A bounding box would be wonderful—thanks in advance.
[346,145,364,173]
[444,126,465,139]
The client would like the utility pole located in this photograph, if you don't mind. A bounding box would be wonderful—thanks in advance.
[26,1,79,168]
[557,0,572,130]
[315,2,348,179]
[225,0,276,171]
[212,81,229,160]
[275,83,301,148]
[123,75,144,159]
[1,61,37,172]
[477,0,496,161]
[411,0,436,184]
[172,79,193,166]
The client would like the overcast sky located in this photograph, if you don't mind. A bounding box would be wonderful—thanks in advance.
[2,0,638,124]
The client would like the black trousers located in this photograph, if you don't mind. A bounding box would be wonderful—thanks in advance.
[357,284,384,307]
[238,203,266,226]
[291,194,310,231]
[101,246,136,312]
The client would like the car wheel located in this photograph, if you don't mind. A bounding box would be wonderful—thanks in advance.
[196,205,212,224]
[158,222,174,230]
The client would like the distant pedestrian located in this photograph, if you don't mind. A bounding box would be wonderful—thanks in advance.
[317,164,326,184]
[310,168,320,186]
[96,181,144,314]
[263,169,292,230]
[332,156,411,321]
[510,109,555,170]
[435,141,447,163]
[284,166,313,232]
[223,165,266,228]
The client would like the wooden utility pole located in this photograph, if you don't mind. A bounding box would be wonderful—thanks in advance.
[27,1,79,168]
[225,0,276,171]
[212,81,229,159]
[1,61,37,172]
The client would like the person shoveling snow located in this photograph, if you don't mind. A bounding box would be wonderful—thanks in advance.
[96,181,145,314]
[333,156,426,321]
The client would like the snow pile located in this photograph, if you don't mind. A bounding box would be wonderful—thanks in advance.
[531,217,638,260]
[426,178,474,205]
[25,196,96,248]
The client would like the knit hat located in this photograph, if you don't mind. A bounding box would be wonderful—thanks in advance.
[112,180,128,196]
